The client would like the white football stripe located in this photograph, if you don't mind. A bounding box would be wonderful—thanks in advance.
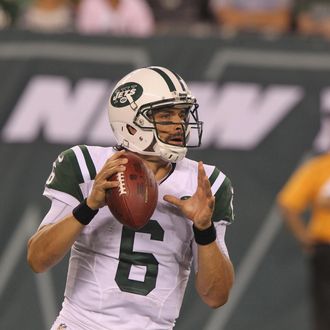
[72,146,90,181]
[211,171,226,195]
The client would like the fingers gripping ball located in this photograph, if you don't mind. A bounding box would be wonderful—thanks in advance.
[106,152,158,230]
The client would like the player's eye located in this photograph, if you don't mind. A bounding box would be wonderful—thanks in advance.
[154,112,171,121]
[179,110,189,121]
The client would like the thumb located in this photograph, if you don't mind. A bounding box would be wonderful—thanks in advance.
[163,194,182,207]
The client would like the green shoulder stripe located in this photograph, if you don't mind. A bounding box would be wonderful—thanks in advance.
[209,167,220,186]
[212,176,235,224]
[79,145,96,180]
[46,149,84,202]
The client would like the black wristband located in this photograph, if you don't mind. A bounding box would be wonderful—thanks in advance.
[72,199,99,225]
[193,222,216,245]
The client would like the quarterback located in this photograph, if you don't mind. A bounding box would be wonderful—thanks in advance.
[27,66,235,330]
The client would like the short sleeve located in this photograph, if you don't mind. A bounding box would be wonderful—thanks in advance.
[44,148,85,204]
[209,167,235,224]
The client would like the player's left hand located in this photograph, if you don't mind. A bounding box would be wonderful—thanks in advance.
[163,161,215,230]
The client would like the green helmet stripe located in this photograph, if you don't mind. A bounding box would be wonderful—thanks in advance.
[79,145,97,180]
[149,67,176,92]
[169,69,187,91]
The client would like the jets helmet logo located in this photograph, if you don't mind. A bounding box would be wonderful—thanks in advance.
[111,82,143,108]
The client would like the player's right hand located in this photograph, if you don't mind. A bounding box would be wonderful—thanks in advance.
[86,150,127,210]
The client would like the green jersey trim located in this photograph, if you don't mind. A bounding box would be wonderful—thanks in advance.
[79,145,97,180]
[209,167,220,186]
[46,148,84,202]
[208,167,234,224]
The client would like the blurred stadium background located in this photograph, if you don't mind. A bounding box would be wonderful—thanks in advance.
[1,1,330,329]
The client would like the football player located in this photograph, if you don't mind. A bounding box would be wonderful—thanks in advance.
[27,66,235,330]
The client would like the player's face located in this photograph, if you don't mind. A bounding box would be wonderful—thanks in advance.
[152,107,189,146]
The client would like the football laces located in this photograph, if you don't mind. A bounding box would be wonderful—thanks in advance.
[116,172,127,196]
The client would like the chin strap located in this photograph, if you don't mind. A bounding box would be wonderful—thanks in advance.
[120,133,187,163]
[158,142,187,162]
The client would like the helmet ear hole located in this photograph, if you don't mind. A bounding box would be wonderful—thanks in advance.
[126,124,137,136]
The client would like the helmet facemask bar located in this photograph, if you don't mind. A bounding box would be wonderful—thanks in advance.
[186,103,203,148]
[134,102,203,150]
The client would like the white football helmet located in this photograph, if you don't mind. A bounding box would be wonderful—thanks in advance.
[108,66,203,162]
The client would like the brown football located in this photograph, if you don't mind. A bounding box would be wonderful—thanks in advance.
[105,152,158,230]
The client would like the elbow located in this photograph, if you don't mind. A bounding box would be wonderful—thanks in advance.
[197,275,234,309]
[197,281,233,308]
[27,253,47,273]
[27,239,49,273]
[203,291,230,309]
[214,292,230,308]
[276,198,292,216]
[277,203,296,221]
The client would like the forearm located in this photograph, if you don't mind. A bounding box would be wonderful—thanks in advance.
[27,215,84,273]
[195,241,234,308]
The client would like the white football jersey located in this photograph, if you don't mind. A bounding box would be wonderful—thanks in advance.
[42,145,234,330]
